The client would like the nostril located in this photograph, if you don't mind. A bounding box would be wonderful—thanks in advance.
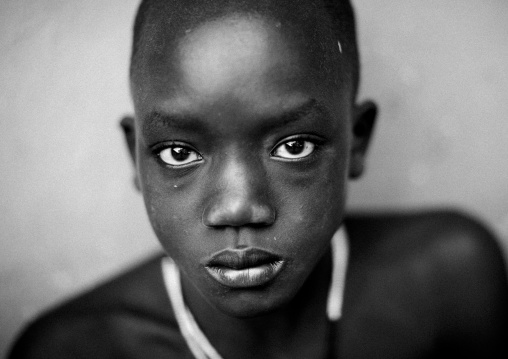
[202,201,275,228]
[251,204,276,225]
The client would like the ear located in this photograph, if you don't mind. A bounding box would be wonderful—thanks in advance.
[120,115,141,191]
[349,100,377,179]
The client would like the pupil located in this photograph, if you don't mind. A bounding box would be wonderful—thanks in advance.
[285,140,304,155]
[171,147,190,161]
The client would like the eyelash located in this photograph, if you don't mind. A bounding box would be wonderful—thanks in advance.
[153,142,203,168]
[270,135,322,161]
[152,135,322,168]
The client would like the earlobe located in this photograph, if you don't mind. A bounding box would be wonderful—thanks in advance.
[349,100,377,179]
[120,115,141,191]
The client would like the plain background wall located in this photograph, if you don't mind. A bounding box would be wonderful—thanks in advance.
[1,0,507,356]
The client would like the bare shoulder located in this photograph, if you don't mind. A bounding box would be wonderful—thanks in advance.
[8,253,186,359]
[343,209,508,357]
[345,208,506,273]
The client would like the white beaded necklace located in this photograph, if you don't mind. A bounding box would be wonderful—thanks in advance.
[161,227,349,359]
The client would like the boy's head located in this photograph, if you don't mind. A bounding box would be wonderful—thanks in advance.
[130,0,360,99]
[122,0,376,317]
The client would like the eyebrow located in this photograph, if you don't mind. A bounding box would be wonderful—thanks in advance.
[142,98,322,135]
[271,99,322,128]
[142,112,208,135]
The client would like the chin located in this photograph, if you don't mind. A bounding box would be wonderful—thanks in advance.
[212,288,291,318]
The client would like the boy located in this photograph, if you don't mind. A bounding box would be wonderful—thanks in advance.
[9,0,508,358]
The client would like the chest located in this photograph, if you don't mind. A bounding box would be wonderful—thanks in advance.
[335,260,440,358]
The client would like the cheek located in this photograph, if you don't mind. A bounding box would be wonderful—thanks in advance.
[282,147,348,214]
[274,156,348,250]
[144,188,207,272]
[138,162,201,256]
[290,176,346,231]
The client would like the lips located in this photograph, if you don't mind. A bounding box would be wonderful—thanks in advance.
[205,248,284,288]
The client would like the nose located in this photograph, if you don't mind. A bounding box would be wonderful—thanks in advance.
[202,157,275,228]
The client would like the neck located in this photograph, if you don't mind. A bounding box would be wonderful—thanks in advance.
[182,249,333,359]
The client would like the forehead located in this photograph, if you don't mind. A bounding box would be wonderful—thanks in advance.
[131,1,350,120]
[178,16,285,98]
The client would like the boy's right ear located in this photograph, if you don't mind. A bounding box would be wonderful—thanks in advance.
[120,115,141,191]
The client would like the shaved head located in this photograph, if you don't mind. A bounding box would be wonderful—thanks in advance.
[130,0,360,99]
[123,0,376,320]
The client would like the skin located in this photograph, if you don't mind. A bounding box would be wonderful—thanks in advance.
[120,2,508,359]
[128,7,375,313]
[123,3,374,357]
[131,12,357,316]
[5,2,507,359]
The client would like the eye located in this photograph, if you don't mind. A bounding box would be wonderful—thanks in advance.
[158,146,202,166]
[271,139,316,160]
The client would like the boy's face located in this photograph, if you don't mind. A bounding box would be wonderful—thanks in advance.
[127,7,372,317]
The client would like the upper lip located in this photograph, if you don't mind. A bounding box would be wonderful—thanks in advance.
[205,248,281,270]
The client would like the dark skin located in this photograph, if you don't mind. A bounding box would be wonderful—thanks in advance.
[342,211,508,359]
[121,2,508,358]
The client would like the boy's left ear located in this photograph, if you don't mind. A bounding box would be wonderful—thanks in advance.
[349,100,377,179]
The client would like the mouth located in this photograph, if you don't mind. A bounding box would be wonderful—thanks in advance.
[205,248,284,288]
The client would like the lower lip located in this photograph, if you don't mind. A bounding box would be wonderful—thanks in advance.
[206,261,284,288]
